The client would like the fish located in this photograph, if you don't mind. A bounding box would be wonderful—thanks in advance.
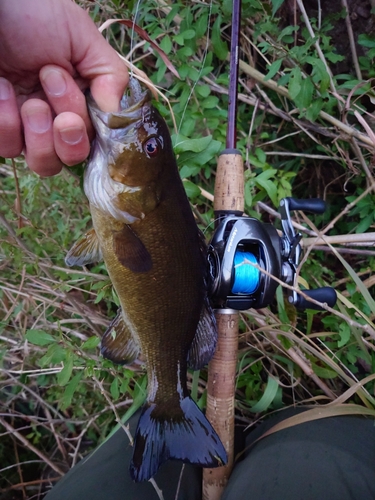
[66,78,227,482]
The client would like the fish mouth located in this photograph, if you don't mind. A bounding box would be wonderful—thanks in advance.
[86,78,151,131]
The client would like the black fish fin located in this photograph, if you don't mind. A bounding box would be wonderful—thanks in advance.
[65,228,103,267]
[187,298,218,370]
[101,308,140,364]
[112,225,152,273]
[130,397,227,482]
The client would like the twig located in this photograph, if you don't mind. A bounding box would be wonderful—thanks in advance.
[0,477,60,493]
[309,246,375,256]
[92,376,134,445]
[295,0,336,95]
[0,417,65,476]
[303,232,375,247]
[341,0,362,80]
[238,59,374,149]
[253,315,336,399]
[256,201,317,236]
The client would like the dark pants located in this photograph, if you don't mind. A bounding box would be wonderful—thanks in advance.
[45,409,375,500]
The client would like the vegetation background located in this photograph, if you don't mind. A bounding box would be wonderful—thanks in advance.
[1,0,375,497]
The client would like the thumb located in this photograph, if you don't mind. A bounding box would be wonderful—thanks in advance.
[90,71,129,113]
[70,5,129,112]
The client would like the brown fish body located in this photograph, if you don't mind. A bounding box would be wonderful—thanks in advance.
[90,169,203,404]
[66,82,226,481]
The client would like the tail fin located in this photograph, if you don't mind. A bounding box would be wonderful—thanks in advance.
[129,397,227,482]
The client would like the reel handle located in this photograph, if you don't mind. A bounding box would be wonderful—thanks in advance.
[286,197,326,214]
[294,287,337,310]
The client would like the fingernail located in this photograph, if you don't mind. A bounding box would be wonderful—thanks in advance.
[42,68,67,97]
[59,126,84,145]
[26,109,51,133]
[0,78,12,100]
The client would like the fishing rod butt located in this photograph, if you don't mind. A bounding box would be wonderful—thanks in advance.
[203,309,238,500]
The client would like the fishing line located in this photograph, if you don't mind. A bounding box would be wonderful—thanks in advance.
[130,0,143,79]
[177,0,214,135]
[232,251,260,294]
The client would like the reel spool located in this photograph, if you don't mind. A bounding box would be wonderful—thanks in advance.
[208,197,337,311]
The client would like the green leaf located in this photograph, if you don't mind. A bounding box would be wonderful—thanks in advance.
[356,213,373,233]
[177,46,194,58]
[110,378,120,400]
[181,29,196,40]
[325,51,345,63]
[183,180,201,199]
[288,67,302,100]
[173,33,185,45]
[60,372,83,411]
[38,344,66,367]
[295,77,314,109]
[277,25,298,42]
[196,85,211,98]
[312,364,338,379]
[358,34,375,48]
[25,329,57,346]
[81,336,100,350]
[173,134,212,153]
[159,35,172,54]
[256,168,278,181]
[177,138,221,170]
[255,177,278,206]
[211,16,228,61]
[271,0,285,17]
[255,148,267,164]
[338,322,351,348]
[308,57,330,93]
[249,376,279,413]
[305,98,324,121]
[57,352,74,386]
[201,96,219,109]
[264,59,283,81]
[179,164,201,178]
[195,12,208,38]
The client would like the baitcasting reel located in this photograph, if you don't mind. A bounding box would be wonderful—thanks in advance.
[208,197,337,311]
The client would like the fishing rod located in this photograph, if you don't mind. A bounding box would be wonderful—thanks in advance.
[202,0,337,498]
[202,0,243,497]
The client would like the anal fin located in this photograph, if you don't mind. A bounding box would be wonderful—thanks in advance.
[101,308,140,365]
[187,297,218,370]
[65,228,102,267]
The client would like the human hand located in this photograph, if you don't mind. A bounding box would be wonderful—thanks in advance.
[0,0,128,176]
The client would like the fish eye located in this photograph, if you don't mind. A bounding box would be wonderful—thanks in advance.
[143,137,159,158]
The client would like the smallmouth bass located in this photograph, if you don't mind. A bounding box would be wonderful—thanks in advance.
[66,79,227,482]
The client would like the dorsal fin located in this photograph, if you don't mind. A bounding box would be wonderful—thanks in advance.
[101,308,140,365]
[187,298,218,370]
[112,225,152,273]
[65,228,102,267]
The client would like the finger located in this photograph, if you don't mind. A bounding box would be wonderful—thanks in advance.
[40,65,93,139]
[90,72,128,113]
[0,78,23,157]
[21,99,62,177]
[53,112,90,167]
[68,7,128,112]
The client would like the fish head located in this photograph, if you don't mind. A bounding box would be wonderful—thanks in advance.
[84,79,173,223]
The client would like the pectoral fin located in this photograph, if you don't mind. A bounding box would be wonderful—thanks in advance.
[101,308,140,365]
[113,225,152,273]
[187,298,218,370]
[65,228,103,267]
